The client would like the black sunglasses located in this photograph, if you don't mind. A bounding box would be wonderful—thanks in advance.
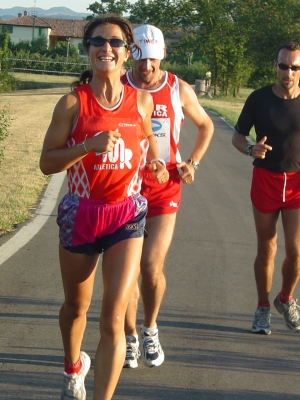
[276,62,300,72]
[87,36,127,48]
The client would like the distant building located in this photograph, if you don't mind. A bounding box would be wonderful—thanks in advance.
[0,11,87,54]
[0,13,182,56]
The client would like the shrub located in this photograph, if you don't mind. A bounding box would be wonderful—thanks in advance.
[0,101,12,166]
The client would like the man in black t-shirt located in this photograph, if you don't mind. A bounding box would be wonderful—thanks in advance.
[232,42,300,336]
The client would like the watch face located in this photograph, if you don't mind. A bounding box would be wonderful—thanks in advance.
[192,161,200,170]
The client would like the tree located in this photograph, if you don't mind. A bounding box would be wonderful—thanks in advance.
[170,0,251,95]
[0,30,11,71]
[127,0,150,24]
[0,103,11,166]
[30,35,48,54]
[236,0,300,87]
[128,0,180,31]
[0,31,12,165]
[87,0,130,16]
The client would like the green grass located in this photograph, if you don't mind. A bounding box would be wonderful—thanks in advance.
[201,102,238,127]
[11,72,74,90]
[199,88,255,140]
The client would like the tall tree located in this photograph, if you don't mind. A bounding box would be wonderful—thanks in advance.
[87,0,130,16]
[128,0,179,31]
[127,0,150,24]
[171,0,251,95]
[236,0,300,86]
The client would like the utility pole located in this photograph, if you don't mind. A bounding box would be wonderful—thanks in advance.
[32,0,37,41]
[66,37,70,59]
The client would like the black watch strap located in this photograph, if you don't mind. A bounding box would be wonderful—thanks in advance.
[187,159,200,170]
[246,145,253,156]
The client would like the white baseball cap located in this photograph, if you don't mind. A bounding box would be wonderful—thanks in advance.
[132,24,165,61]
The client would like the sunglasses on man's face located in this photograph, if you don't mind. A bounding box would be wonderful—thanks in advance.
[87,36,127,48]
[276,62,300,72]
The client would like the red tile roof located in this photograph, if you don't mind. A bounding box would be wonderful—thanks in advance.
[1,16,87,38]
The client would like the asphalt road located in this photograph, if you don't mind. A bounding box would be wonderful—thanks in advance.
[0,112,299,400]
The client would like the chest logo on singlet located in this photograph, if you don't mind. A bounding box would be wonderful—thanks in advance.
[118,123,137,127]
[153,104,168,118]
[152,120,164,137]
[151,118,171,161]
[94,137,133,170]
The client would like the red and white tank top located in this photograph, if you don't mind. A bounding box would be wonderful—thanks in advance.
[66,84,149,202]
[121,71,184,166]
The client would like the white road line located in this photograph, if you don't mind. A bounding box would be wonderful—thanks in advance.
[0,171,66,265]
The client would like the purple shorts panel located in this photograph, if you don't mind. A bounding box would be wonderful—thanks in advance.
[57,192,147,254]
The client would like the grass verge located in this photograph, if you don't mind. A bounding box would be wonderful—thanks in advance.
[199,88,255,139]
[0,83,70,235]
[11,72,74,90]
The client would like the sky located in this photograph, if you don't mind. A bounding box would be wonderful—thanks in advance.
[1,1,99,14]
[1,0,135,14]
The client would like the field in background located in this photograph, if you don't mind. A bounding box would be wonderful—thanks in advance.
[0,86,69,234]
[0,74,251,235]
[198,88,253,127]
[11,72,74,90]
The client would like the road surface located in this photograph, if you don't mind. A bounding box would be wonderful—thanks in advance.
[0,112,298,399]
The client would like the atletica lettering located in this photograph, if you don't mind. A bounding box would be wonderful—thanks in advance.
[153,104,168,117]
[95,138,133,169]
[153,110,167,117]
[94,164,118,170]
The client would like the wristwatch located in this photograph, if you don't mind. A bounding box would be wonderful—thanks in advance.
[187,159,200,171]
[245,145,253,156]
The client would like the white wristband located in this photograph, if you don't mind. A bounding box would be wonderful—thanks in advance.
[150,158,166,168]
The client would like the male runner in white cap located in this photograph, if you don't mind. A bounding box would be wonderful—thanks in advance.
[122,24,214,368]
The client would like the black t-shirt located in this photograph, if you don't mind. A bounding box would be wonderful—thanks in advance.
[235,85,300,172]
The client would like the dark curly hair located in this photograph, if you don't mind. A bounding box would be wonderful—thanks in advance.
[71,14,140,89]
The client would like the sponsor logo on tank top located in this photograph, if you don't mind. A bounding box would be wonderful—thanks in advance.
[94,136,133,170]
[118,123,137,127]
[151,117,171,161]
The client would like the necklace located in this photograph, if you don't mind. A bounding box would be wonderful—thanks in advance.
[131,70,163,90]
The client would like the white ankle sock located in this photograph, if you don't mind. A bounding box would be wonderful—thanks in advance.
[141,323,157,335]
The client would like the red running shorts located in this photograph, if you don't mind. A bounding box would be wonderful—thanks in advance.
[251,166,300,213]
[141,166,182,218]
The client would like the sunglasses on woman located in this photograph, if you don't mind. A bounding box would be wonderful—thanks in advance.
[276,62,300,72]
[87,36,127,48]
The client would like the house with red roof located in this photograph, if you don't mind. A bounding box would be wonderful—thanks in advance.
[0,11,87,53]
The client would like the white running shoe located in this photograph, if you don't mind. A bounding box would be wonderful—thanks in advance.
[141,327,165,367]
[274,293,300,332]
[123,335,140,368]
[61,351,91,400]
[251,307,271,335]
